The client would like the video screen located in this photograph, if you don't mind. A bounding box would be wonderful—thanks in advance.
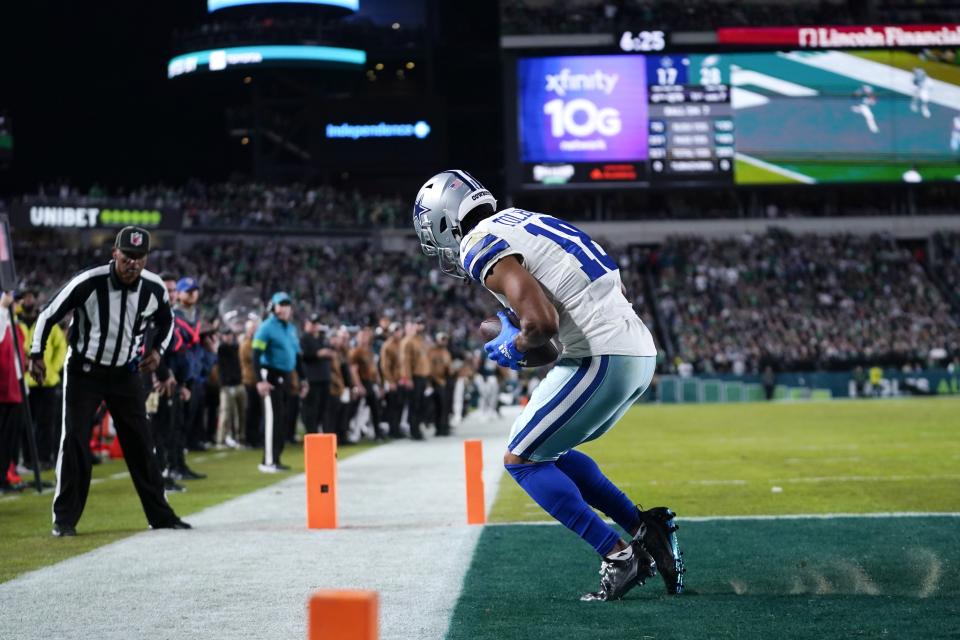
[168,45,365,79]
[729,49,960,184]
[511,49,960,188]
[208,0,358,12]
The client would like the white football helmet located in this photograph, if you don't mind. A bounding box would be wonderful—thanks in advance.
[413,169,497,278]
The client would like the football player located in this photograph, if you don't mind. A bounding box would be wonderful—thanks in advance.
[910,67,932,119]
[852,84,879,134]
[413,170,684,601]
[950,112,960,153]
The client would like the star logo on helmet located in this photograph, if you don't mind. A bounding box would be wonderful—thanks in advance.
[413,194,430,223]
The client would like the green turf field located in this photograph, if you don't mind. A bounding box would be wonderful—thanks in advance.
[491,399,960,521]
[448,517,960,640]
[0,442,375,583]
[454,399,960,639]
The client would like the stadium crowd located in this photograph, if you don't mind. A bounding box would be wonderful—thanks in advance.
[650,230,960,373]
[18,181,410,230]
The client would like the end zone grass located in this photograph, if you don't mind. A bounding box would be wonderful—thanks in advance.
[457,398,960,640]
[0,442,375,583]
[490,398,960,521]
[449,517,960,640]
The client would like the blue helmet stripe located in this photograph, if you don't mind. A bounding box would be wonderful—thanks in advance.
[470,239,510,281]
[447,169,479,192]
[462,234,499,274]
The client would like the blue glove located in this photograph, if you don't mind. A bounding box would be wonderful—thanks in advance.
[483,310,526,371]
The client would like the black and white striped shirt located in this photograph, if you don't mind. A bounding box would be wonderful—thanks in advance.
[29,262,174,368]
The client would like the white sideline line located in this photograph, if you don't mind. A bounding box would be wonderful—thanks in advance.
[775,474,960,483]
[489,512,960,526]
[736,152,817,184]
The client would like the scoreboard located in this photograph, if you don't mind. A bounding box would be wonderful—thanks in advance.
[513,53,732,189]
[510,46,960,189]
[647,55,733,183]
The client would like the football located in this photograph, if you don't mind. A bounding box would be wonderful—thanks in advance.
[479,309,561,368]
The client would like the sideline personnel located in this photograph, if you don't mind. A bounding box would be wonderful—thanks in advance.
[251,292,307,472]
[29,227,190,536]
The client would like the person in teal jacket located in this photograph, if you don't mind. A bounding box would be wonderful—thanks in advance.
[251,292,307,472]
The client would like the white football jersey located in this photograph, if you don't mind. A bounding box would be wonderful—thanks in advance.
[460,208,657,359]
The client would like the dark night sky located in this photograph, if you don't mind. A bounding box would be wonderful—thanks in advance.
[0,0,499,193]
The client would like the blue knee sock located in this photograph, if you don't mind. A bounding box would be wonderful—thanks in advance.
[556,449,641,535]
[506,462,621,556]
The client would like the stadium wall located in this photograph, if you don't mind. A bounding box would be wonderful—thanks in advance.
[657,368,960,404]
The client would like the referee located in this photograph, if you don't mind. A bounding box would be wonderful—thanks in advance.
[29,227,190,536]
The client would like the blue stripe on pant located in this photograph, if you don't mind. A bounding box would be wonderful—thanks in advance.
[507,355,656,462]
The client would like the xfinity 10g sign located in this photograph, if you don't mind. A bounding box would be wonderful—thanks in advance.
[518,55,648,163]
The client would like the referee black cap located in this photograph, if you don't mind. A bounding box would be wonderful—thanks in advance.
[114,226,151,256]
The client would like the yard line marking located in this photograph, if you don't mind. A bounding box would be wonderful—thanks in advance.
[774,474,960,483]
[736,152,816,184]
[110,472,130,480]
[731,65,819,96]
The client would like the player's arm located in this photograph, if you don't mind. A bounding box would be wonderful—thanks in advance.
[483,256,559,352]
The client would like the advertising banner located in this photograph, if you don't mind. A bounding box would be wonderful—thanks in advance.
[717,24,960,49]
[518,55,649,163]
[11,203,183,231]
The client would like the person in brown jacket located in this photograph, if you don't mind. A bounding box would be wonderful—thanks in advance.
[428,332,453,436]
[349,326,383,440]
[323,328,363,444]
[239,318,262,448]
[399,317,430,440]
[378,322,404,438]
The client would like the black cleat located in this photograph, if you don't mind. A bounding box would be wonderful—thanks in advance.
[635,506,685,594]
[580,543,657,602]
[178,466,207,480]
[151,518,192,530]
[52,523,77,537]
[164,478,187,493]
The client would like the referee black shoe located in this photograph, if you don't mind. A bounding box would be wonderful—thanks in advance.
[635,506,685,595]
[178,466,207,480]
[52,524,77,537]
[151,518,192,530]
[164,478,187,493]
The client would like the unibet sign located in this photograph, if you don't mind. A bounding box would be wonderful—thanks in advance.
[27,206,164,229]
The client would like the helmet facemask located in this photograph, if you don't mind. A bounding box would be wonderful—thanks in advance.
[414,207,466,278]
